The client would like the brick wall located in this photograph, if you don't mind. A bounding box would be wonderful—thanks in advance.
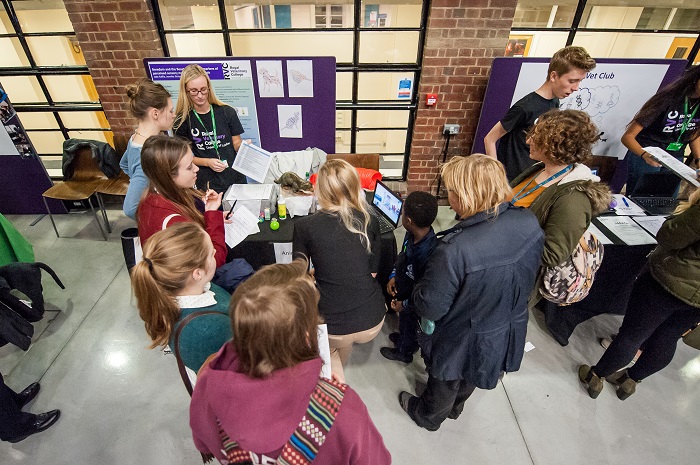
[63,0,164,140]
[407,0,517,195]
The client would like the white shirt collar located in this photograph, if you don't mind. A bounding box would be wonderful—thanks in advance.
[175,282,217,309]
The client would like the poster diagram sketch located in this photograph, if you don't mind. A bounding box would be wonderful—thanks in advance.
[512,62,670,159]
[287,60,314,98]
[278,105,303,138]
[257,60,284,98]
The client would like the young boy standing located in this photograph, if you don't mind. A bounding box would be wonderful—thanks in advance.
[484,46,596,181]
[381,191,438,363]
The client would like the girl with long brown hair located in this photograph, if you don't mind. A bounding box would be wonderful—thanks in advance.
[131,222,231,372]
[136,135,227,267]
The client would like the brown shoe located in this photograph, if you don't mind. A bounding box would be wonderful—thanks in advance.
[578,365,603,399]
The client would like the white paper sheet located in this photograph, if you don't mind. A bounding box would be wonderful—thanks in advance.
[586,222,613,245]
[232,142,273,184]
[256,60,284,98]
[597,216,657,246]
[224,183,274,201]
[317,324,332,380]
[632,216,668,237]
[524,342,535,352]
[612,194,647,216]
[287,60,314,98]
[278,104,303,139]
[644,146,700,187]
[273,242,293,264]
[224,205,261,248]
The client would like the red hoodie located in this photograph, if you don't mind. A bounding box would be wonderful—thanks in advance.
[189,342,392,464]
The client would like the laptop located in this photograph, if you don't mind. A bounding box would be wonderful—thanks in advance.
[629,172,682,216]
[370,180,404,234]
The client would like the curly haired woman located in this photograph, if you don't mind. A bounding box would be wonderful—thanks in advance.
[510,109,612,343]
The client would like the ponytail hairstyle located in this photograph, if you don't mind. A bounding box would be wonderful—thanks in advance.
[174,64,228,130]
[315,159,372,252]
[230,258,321,378]
[138,135,204,227]
[131,223,210,348]
[125,79,171,120]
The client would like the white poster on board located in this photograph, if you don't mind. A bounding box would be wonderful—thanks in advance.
[513,63,670,159]
[287,60,314,98]
[278,105,303,138]
[257,60,284,98]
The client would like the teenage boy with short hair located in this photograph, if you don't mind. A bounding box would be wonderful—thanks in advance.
[484,46,596,181]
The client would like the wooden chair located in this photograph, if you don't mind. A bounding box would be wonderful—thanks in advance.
[42,147,109,240]
[94,135,130,233]
[327,153,380,171]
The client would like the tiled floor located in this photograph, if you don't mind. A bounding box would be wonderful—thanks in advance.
[2,205,699,464]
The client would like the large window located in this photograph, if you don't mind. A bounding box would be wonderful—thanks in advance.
[0,0,111,177]
[152,0,427,179]
[509,1,700,63]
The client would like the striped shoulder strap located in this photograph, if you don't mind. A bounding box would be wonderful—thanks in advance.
[218,378,347,465]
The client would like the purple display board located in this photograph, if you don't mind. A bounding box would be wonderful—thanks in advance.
[473,58,688,158]
[144,57,336,154]
[0,83,64,215]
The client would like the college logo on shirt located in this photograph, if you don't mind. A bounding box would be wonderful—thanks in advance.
[664,110,698,134]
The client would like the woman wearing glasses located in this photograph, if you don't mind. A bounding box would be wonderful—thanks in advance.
[175,64,246,193]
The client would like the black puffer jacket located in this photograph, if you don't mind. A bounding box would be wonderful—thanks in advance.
[62,138,120,180]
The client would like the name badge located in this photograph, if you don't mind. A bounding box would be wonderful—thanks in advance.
[666,142,683,151]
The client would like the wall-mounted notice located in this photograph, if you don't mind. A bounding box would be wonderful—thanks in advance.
[397,77,412,99]
[287,60,314,98]
[256,60,285,98]
[147,60,262,147]
[278,105,303,139]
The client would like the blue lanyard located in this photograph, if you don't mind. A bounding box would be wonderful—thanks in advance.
[511,165,573,205]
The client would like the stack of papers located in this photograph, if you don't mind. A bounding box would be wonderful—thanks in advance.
[224,205,261,248]
[597,216,657,246]
[612,194,646,216]
[632,216,667,237]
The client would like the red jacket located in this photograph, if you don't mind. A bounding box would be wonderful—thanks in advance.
[137,193,227,267]
[190,343,392,464]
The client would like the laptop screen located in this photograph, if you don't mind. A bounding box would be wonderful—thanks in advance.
[372,181,403,226]
[631,172,681,198]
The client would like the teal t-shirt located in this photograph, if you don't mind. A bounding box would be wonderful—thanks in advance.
[171,283,232,372]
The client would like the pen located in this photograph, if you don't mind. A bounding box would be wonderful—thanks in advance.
[225,199,237,220]
[622,197,629,207]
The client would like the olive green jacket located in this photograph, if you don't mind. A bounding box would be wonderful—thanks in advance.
[649,202,700,308]
[511,163,612,267]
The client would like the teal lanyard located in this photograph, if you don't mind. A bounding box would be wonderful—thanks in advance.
[511,165,573,205]
[192,108,219,158]
[674,96,700,145]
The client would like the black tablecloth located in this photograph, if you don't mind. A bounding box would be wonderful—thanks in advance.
[541,216,655,344]
[227,210,398,298]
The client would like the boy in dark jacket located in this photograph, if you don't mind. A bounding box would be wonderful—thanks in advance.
[381,191,438,363]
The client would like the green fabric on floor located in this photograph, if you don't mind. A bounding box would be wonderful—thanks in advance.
[0,213,35,266]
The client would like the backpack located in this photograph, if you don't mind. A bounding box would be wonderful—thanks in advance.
[539,230,604,306]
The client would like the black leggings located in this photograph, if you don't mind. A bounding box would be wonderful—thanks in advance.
[593,271,700,381]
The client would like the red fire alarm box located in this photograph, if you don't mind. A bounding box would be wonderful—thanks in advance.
[426,93,437,106]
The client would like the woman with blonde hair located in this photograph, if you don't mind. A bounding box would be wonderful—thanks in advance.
[579,186,700,400]
[174,64,246,192]
[131,222,231,373]
[120,79,174,219]
[189,259,391,464]
[400,154,544,431]
[292,159,385,382]
[137,135,227,268]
